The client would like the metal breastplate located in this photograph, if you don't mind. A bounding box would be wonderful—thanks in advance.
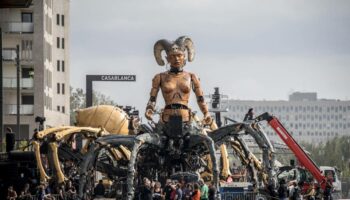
[160,72,191,106]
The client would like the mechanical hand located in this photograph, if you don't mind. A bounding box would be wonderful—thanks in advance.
[145,109,154,121]
[202,112,213,125]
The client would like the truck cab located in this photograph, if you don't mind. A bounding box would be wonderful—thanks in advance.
[320,166,342,194]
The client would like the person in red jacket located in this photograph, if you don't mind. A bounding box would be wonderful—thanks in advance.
[191,183,201,200]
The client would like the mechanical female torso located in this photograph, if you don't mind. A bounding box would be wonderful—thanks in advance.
[145,36,211,124]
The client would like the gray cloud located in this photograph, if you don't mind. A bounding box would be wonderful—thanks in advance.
[70,0,350,113]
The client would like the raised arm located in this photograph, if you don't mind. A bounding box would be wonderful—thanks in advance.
[145,74,161,120]
[191,73,211,122]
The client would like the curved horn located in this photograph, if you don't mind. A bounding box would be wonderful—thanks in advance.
[154,39,171,66]
[175,36,195,62]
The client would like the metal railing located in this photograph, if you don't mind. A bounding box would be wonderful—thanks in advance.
[4,104,34,115]
[1,22,34,33]
[3,77,34,88]
[2,48,17,61]
[220,192,270,200]
[2,48,33,61]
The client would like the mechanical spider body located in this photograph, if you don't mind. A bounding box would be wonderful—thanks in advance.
[78,112,278,200]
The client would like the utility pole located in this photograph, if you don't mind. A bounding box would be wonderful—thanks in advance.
[0,28,3,151]
[16,45,20,148]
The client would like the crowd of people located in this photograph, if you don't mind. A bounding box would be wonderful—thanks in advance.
[6,180,77,200]
[135,178,216,200]
[276,178,334,200]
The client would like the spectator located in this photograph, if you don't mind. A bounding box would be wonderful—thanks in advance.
[139,177,153,200]
[175,183,183,200]
[94,180,105,198]
[314,184,322,200]
[7,186,17,200]
[288,181,296,200]
[290,182,302,200]
[56,185,65,200]
[303,182,315,200]
[191,183,201,200]
[324,178,333,200]
[170,181,177,200]
[208,183,216,200]
[152,181,163,200]
[36,184,46,200]
[66,180,76,200]
[18,183,31,200]
[278,179,288,200]
[42,182,56,200]
[199,180,208,200]
[163,179,173,200]
[183,183,193,200]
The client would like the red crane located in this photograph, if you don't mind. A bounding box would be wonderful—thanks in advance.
[255,113,327,190]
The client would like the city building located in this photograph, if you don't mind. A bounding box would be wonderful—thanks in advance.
[1,0,70,140]
[219,92,350,144]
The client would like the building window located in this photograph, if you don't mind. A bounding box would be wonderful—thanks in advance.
[62,38,65,49]
[57,83,60,94]
[22,95,34,105]
[57,60,60,71]
[62,83,65,94]
[22,12,33,22]
[57,37,60,48]
[62,106,65,113]
[62,61,65,72]
[21,40,33,60]
[61,15,64,26]
[57,106,60,111]
[56,14,60,25]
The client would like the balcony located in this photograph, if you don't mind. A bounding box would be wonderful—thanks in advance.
[1,22,34,33]
[2,48,17,61]
[2,48,33,62]
[3,77,34,89]
[4,104,34,115]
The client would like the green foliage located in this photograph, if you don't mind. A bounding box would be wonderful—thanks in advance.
[302,136,350,177]
[70,87,117,125]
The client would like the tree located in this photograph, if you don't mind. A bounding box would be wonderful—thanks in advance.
[70,87,117,125]
[302,136,350,177]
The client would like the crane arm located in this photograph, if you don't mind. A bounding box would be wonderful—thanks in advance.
[255,112,327,189]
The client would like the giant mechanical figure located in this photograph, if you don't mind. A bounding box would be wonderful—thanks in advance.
[32,36,273,200]
[31,36,329,200]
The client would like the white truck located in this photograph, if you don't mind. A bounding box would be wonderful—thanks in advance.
[320,166,342,199]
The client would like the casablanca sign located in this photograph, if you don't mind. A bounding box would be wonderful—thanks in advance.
[86,75,136,107]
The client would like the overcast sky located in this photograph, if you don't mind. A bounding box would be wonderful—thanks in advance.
[70,0,350,113]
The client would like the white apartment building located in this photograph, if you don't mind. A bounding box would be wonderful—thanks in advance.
[219,92,350,144]
[1,0,70,139]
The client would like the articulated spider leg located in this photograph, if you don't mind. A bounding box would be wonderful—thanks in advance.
[33,141,51,182]
[48,127,110,184]
[36,126,73,139]
[54,127,109,141]
[49,142,66,184]
[126,133,161,200]
[33,127,73,183]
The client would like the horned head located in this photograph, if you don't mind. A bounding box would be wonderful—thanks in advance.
[153,36,195,66]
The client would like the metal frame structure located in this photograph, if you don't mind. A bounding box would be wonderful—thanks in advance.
[85,75,136,107]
